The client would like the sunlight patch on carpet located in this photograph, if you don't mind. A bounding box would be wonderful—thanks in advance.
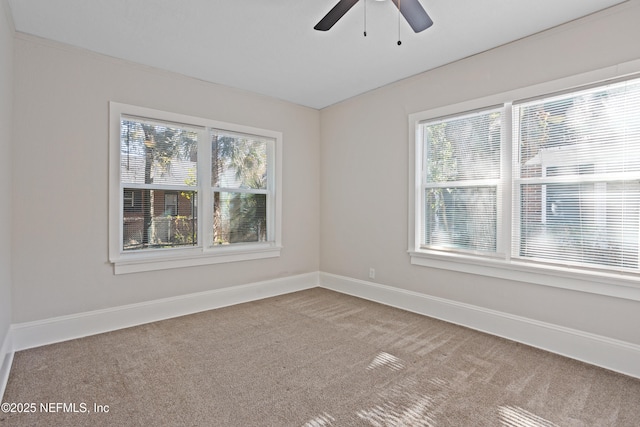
[303,412,335,426]
[357,376,437,426]
[367,351,405,372]
[356,397,435,427]
[498,405,559,427]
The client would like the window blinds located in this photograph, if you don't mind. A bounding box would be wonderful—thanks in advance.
[119,118,198,251]
[513,77,640,270]
[421,108,503,253]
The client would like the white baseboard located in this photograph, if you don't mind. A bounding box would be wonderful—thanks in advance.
[5,269,639,397]
[319,272,640,379]
[11,272,319,352]
[0,326,13,401]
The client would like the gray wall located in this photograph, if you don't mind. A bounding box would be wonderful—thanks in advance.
[320,1,640,344]
[0,0,14,352]
[10,34,321,323]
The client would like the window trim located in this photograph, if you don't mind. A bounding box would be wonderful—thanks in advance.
[408,60,640,302]
[109,102,282,274]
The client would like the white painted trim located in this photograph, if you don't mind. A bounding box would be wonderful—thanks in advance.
[0,326,13,401]
[114,246,282,275]
[11,272,319,352]
[319,272,640,379]
[410,251,640,302]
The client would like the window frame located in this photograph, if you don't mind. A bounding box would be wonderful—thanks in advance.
[419,105,507,256]
[408,63,640,302]
[109,102,282,274]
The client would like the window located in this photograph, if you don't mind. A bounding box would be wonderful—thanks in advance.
[211,130,271,245]
[422,107,503,254]
[164,193,179,217]
[514,81,640,271]
[410,74,640,295]
[123,189,142,213]
[110,103,282,274]
[119,117,199,252]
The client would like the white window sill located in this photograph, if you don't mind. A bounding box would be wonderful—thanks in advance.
[112,244,282,274]
[409,250,640,302]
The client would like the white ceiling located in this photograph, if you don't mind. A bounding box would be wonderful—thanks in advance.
[7,0,627,109]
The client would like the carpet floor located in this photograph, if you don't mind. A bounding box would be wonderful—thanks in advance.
[2,287,640,426]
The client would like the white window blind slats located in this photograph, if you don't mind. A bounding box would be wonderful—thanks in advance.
[421,108,502,253]
[518,182,640,270]
[424,109,502,182]
[119,118,199,252]
[416,75,640,275]
[424,186,497,252]
[120,119,198,187]
[514,78,640,271]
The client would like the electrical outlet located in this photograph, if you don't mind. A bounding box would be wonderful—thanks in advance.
[369,268,375,279]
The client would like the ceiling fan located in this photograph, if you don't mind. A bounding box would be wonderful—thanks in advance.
[314,0,433,33]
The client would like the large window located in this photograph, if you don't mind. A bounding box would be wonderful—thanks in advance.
[110,103,282,274]
[411,75,640,292]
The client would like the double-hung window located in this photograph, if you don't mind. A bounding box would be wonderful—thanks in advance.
[109,103,282,274]
[410,74,640,294]
[421,107,503,255]
[513,81,640,271]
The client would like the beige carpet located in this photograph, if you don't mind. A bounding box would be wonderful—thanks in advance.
[2,288,640,426]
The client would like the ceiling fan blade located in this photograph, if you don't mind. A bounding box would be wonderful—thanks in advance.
[391,0,433,33]
[314,0,360,31]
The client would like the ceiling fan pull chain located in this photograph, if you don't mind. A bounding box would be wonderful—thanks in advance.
[397,0,402,45]
[364,0,367,37]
